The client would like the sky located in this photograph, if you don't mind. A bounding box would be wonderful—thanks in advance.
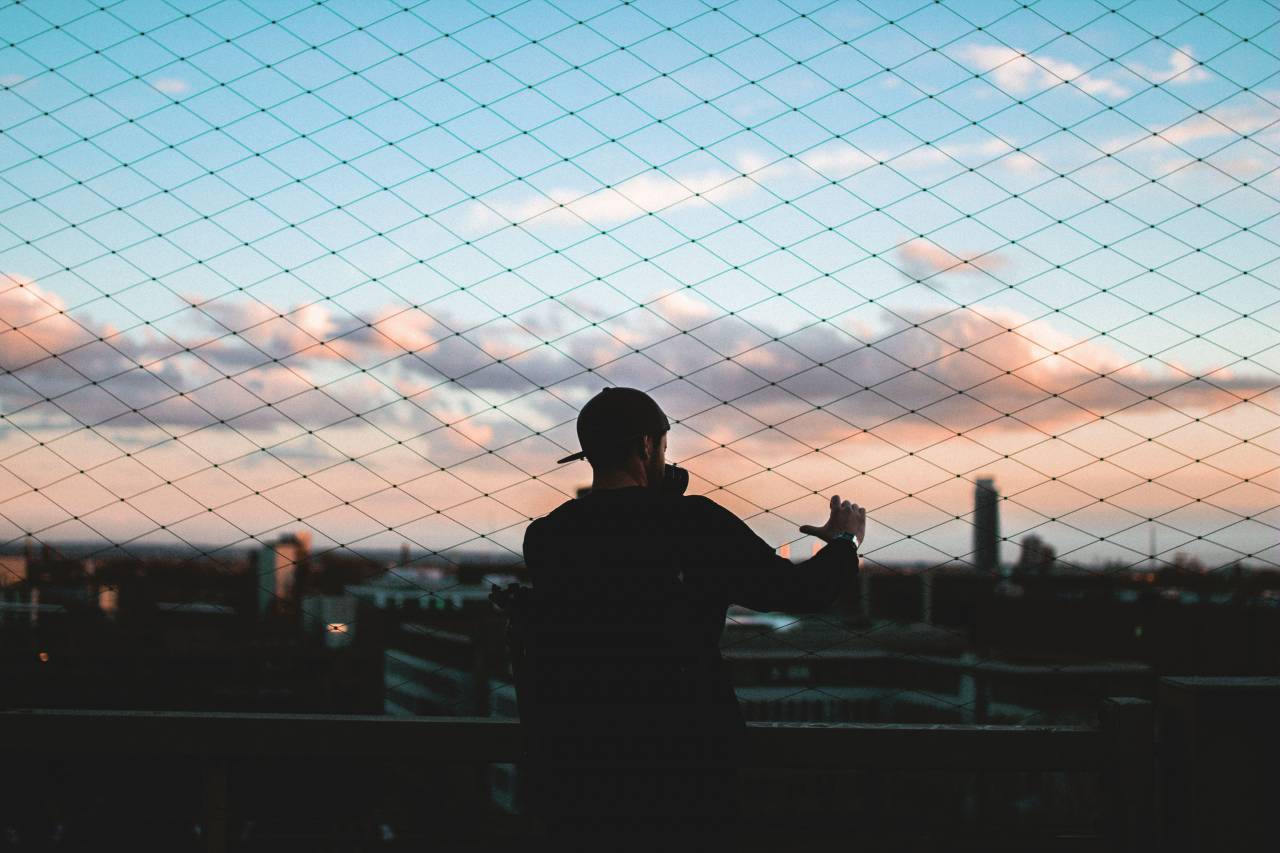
[0,0,1277,573]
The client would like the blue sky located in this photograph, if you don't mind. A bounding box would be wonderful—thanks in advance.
[0,0,1277,571]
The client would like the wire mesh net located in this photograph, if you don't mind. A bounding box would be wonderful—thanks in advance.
[1,0,1277,727]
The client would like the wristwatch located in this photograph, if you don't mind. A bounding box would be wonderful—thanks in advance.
[833,531,859,548]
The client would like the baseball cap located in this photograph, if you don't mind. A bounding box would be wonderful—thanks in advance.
[555,387,670,464]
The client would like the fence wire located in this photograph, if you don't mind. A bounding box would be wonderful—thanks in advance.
[0,0,1278,726]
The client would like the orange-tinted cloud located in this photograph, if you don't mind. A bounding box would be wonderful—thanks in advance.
[3,273,1275,565]
[0,274,98,372]
[5,274,1269,450]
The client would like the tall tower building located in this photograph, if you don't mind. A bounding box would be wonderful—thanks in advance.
[256,531,311,619]
[973,478,1000,575]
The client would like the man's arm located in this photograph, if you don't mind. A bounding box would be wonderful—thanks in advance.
[522,517,546,586]
[685,495,860,614]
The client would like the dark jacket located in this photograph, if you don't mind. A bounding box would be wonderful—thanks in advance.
[516,485,858,826]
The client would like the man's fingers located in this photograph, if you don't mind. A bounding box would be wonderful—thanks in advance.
[808,494,868,541]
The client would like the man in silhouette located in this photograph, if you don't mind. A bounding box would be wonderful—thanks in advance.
[521,386,865,848]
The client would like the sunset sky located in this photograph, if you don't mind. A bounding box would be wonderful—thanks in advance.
[0,0,1276,572]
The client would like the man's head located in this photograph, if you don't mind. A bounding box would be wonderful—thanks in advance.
[556,387,669,489]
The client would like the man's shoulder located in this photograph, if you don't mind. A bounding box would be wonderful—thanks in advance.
[677,493,735,520]
[525,492,733,532]
[525,498,577,535]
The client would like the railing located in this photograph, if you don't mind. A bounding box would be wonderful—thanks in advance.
[12,677,1277,851]
[2,702,1142,852]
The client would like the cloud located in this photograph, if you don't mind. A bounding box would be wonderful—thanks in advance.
[468,164,755,231]
[3,273,1275,560]
[795,143,877,177]
[462,130,1045,241]
[799,136,1042,179]
[150,77,190,95]
[0,274,114,373]
[895,239,1010,282]
[0,278,592,437]
[1155,100,1279,147]
[958,44,1129,99]
[466,139,934,234]
[6,273,1267,447]
[1091,95,1280,157]
[1129,47,1210,85]
[2,280,380,431]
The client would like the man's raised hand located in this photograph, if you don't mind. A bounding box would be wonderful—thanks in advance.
[799,494,867,546]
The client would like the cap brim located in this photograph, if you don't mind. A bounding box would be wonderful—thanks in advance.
[555,451,587,464]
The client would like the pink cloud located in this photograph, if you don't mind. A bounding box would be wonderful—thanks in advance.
[895,239,1010,282]
[0,274,97,371]
[3,274,1275,564]
[4,276,1270,450]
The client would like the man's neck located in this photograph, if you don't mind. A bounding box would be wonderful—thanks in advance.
[590,467,645,491]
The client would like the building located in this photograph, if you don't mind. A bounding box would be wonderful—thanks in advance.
[0,553,27,591]
[348,570,519,717]
[973,477,1000,576]
[256,532,311,619]
[300,593,357,648]
[1015,534,1057,576]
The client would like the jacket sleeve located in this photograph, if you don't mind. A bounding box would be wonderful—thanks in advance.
[522,517,546,586]
[683,495,858,614]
